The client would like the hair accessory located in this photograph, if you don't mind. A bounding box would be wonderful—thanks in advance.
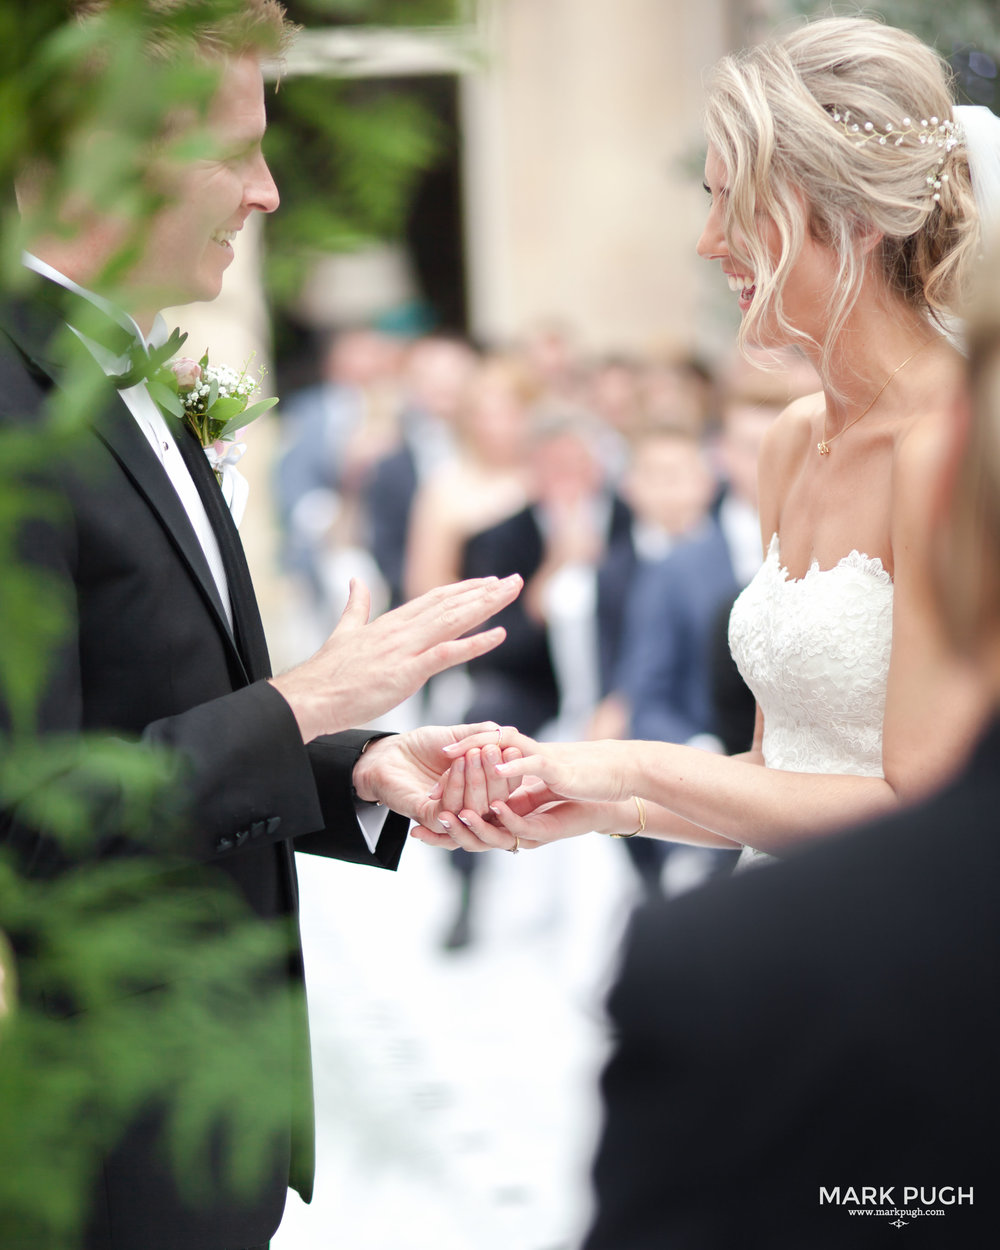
[830,110,963,203]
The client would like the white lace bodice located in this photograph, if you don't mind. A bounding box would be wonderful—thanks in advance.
[728,532,894,864]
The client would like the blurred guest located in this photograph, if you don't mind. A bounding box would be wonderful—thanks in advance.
[640,346,716,432]
[517,317,587,407]
[585,354,646,482]
[404,354,534,604]
[625,386,800,750]
[585,423,718,892]
[440,413,633,948]
[365,334,478,607]
[274,326,400,626]
[616,400,778,887]
[587,424,718,747]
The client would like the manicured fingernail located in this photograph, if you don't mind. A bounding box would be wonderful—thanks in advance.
[457,814,473,828]
[443,742,461,754]
[439,818,452,832]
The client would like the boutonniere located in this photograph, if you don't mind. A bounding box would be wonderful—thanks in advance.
[148,352,278,483]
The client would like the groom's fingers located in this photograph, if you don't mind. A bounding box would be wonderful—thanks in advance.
[402,576,522,643]
[410,824,462,849]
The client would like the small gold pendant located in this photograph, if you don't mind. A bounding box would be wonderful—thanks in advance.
[817,441,830,456]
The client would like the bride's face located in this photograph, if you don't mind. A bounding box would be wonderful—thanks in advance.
[697,145,839,350]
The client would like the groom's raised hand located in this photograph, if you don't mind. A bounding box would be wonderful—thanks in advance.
[269,575,522,743]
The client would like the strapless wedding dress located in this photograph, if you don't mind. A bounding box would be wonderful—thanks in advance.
[728,532,894,867]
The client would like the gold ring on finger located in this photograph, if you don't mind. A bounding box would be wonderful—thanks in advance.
[509,833,519,855]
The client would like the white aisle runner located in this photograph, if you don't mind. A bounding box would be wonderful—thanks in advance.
[271,832,640,1250]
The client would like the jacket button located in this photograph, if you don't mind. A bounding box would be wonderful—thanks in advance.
[235,828,250,847]
[248,820,266,840]
[265,816,281,836]
[216,836,234,853]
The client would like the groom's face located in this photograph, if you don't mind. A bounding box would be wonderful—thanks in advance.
[132,53,279,309]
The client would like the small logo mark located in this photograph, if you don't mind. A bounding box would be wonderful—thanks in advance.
[891,1218,909,1228]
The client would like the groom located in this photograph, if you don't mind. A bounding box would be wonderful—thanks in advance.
[1,3,518,1247]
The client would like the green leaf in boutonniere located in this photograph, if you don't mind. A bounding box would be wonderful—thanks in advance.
[151,350,278,480]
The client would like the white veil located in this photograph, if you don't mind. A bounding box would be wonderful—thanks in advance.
[955,104,1000,235]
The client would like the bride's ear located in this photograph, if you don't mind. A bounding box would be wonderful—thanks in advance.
[857,223,884,256]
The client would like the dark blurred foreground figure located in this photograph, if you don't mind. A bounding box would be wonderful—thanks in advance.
[582,242,1000,1249]
[0,3,520,1247]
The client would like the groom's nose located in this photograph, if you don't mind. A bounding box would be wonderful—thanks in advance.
[245,153,279,215]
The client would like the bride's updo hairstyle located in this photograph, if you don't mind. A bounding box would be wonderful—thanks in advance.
[704,16,980,376]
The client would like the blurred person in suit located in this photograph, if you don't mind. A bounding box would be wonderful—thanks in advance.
[625,360,817,751]
[364,333,477,608]
[587,423,718,892]
[273,326,400,633]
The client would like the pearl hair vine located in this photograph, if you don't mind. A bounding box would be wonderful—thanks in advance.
[829,109,964,203]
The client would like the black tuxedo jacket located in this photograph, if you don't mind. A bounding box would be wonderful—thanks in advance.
[584,718,1000,1249]
[0,281,409,1249]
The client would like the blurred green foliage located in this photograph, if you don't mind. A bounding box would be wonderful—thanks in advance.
[0,4,313,1244]
[261,0,462,310]
[264,75,446,306]
[282,0,464,25]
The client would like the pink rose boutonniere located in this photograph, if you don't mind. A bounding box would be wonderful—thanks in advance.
[148,351,278,484]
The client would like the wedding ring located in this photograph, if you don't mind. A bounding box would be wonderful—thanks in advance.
[496,726,504,749]
[509,833,519,855]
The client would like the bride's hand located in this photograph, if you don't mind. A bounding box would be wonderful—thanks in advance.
[442,729,634,803]
[483,782,619,845]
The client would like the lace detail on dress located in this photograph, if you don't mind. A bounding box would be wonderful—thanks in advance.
[728,533,894,867]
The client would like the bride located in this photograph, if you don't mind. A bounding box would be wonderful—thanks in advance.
[416,17,1000,863]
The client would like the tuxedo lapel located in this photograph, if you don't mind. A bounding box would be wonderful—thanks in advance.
[0,286,257,681]
[94,401,242,656]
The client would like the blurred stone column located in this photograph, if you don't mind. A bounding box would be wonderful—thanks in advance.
[462,0,729,357]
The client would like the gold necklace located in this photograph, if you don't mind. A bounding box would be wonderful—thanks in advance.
[817,340,933,456]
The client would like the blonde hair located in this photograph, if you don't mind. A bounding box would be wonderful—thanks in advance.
[69,0,296,59]
[704,16,980,380]
[936,236,1000,655]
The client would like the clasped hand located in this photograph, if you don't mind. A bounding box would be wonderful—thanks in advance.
[405,726,633,852]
